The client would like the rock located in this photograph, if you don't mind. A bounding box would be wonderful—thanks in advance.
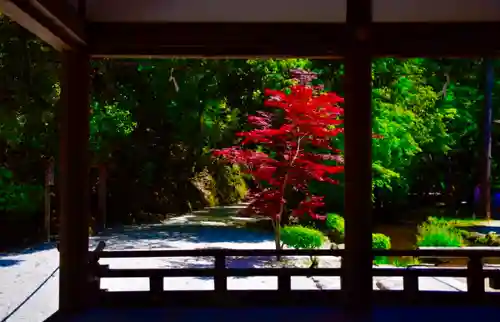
[243,218,274,232]
[463,230,500,246]
[464,231,483,241]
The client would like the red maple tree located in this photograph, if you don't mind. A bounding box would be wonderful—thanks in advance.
[213,70,345,251]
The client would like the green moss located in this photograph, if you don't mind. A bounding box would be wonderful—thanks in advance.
[214,164,248,204]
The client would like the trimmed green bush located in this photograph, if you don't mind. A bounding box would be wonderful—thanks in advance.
[326,213,344,233]
[325,213,345,244]
[372,233,391,249]
[372,233,391,265]
[416,217,464,247]
[281,225,325,250]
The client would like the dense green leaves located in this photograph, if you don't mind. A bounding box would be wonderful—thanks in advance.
[0,14,499,247]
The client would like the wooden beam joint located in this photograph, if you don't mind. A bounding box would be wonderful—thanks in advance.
[0,0,86,51]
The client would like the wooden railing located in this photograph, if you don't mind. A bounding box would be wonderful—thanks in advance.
[88,246,500,307]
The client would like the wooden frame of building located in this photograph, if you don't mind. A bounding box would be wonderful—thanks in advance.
[1,0,500,320]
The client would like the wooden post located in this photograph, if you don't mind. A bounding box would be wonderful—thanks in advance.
[214,254,227,292]
[58,49,91,313]
[467,254,485,302]
[342,0,373,316]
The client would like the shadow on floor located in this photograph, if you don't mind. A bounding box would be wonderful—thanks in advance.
[0,258,23,267]
[0,242,56,257]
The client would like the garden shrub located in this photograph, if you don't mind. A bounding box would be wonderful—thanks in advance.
[326,213,344,233]
[426,216,452,228]
[0,167,43,215]
[325,213,345,244]
[0,167,44,247]
[416,217,464,247]
[281,225,325,249]
[372,233,391,265]
[281,225,325,267]
[373,233,391,249]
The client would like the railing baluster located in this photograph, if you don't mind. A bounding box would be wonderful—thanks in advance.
[150,276,163,293]
[88,242,106,298]
[403,269,418,300]
[278,273,291,291]
[467,255,484,299]
[214,253,227,292]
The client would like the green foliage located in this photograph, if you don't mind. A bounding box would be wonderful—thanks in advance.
[1,10,500,249]
[89,101,137,160]
[326,213,344,232]
[0,168,42,214]
[416,217,464,247]
[372,233,391,265]
[392,257,421,267]
[372,233,392,249]
[325,213,345,244]
[281,225,325,250]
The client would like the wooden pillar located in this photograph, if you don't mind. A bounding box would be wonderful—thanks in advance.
[342,0,373,316]
[58,49,91,313]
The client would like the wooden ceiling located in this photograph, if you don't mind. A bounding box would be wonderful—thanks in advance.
[1,0,500,57]
[81,0,500,23]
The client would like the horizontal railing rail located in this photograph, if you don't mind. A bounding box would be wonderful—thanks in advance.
[89,246,500,301]
[95,247,500,258]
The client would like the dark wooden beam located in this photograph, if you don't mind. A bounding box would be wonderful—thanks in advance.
[372,23,500,57]
[58,49,91,313]
[342,0,373,316]
[87,22,346,58]
[0,0,86,50]
[94,290,500,309]
[87,21,500,58]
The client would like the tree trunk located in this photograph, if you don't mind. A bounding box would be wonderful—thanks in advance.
[44,159,54,242]
[97,164,108,232]
[274,221,281,261]
[479,57,494,220]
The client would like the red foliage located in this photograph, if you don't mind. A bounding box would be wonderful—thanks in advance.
[213,72,346,223]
